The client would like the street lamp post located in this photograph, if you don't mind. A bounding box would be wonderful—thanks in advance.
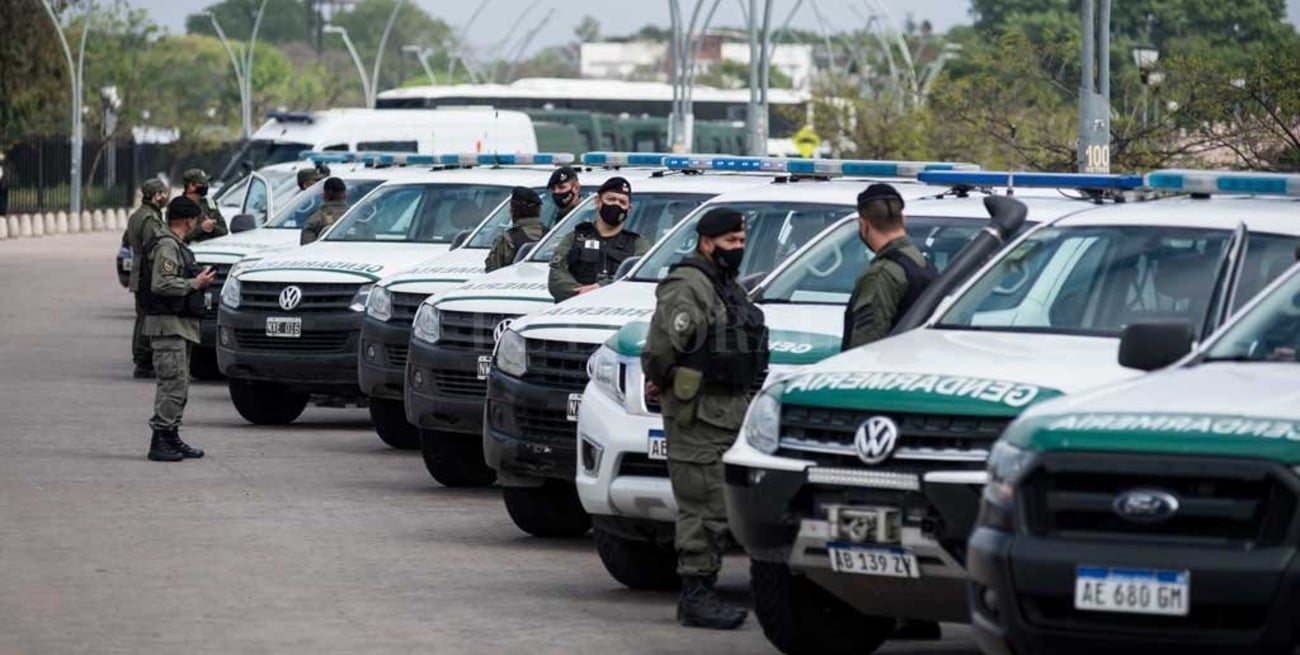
[324,25,372,107]
[204,12,250,140]
[402,45,437,85]
[1077,0,1113,173]
[244,0,272,139]
[40,0,88,216]
[1132,45,1161,128]
[369,0,405,107]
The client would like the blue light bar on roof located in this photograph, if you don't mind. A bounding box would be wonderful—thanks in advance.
[433,153,575,166]
[662,155,980,177]
[266,111,314,124]
[664,156,789,172]
[300,151,354,164]
[917,170,1145,190]
[1145,169,1300,196]
[296,151,575,167]
[581,152,673,167]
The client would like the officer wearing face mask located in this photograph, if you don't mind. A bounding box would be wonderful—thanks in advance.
[843,183,937,351]
[641,207,769,631]
[547,166,582,222]
[180,169,228,244]
[548,176,648,302]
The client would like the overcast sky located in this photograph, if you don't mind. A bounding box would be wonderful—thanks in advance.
[134,0,1300,54]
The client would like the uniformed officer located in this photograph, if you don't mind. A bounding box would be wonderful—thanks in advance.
[641,208,769,630]
[485,186,547,272]
[125,178,170,378]
[296,164,326,191]
[547,166,581,222]
[300,177,348,245]
[180,169,228,244]
[842,183,938,351]
[548,176,649,301]
[142,196,216,462]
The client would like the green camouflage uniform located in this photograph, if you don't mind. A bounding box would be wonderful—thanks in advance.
[143,234,202,431]
[843,235,928,349]
[126,201,166,369]
[184,196,228,244]
[642,251,755,577]
[485,215,546,272]
[300,199,349,245]
[547,229,650,301]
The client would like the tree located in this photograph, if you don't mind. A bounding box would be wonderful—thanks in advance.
[185,0,318,47]
[0,0,69,143]
[574,15,600,43]
[327,0,452,98]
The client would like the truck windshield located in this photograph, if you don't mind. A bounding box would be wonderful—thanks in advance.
[630,202,849,283]
[264,179,384,229]
[465,187,564,249]
[244,140,314,168]
[756,217,985,305]
[527,193,713,262]
[1203,267,1300,363]
[324,183,510,243]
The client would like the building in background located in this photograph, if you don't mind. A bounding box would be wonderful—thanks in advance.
[579,35,814,90]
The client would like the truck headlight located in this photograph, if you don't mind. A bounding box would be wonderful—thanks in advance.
[221,275,242,309]
[494,328,527,378]
[349,284,374,312]
[587,346,624,404]
[986,441,1033,505]
[366,285,393,322]
[743,387,782,454]
[412,304,441,343]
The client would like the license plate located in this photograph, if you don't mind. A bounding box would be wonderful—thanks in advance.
[566,393,582,422]
[647,429,668,460]
[204,291,214,310]
[122,258,132,271]
[265,316,302,338]
[827,542,920,578]
[1075,567,1189,616]
[476,355,492,380]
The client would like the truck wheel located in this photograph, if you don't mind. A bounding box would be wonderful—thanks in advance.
[593,527,679,590]
[228,379,309,425]
[502,480,591,538]
[420,429,496,487]
[751,560,894,655]
[189,347,224,381]
[369,399,419,450]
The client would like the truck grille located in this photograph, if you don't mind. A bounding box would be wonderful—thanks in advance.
[775,405,1010,471]
[524,340,599,393]
[239,282,361,313]
[438,311,518,351]
[386,343,409,368]
[618,453,669,478]
[515,405,574,447]
[1021,453,1297,548]
[391,292,425,324]
[201,263,233,319]
[432,371,486,398]
[232,329,351,353]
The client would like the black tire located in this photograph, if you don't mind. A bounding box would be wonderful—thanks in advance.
[189,346,224,381]
[369,399,419,450]
[420,429,496,487]
[502,479,592,538]
[593,527,680,590]
[227,379,309,425]
[750,560,894,655]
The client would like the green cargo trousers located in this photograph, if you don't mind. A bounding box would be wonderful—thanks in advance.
[666,421,735,578]
[132,295,153,369]
[148,336,190,430]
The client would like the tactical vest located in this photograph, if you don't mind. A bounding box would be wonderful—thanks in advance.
[675,259,770,389]
[840,248,939,349]
[507,225,537,251]
[139,233,204,318]
[565,223,641,285]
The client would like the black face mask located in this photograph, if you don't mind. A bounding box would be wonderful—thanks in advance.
[194,184,209,198]
[711,246,745,272]
[551,190,574,207]
[599,203,626,227]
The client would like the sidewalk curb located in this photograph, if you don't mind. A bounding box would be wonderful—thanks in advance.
[0,207,133,241]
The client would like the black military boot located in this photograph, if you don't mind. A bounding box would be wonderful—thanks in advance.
[676,575,747,630]
[147,429,184,462]
[167,430,204,459]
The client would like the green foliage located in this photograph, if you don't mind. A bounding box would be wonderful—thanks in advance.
[0,0,69,143]
[328,0,452,96]
[185,0,317,46]
[695,60,792,90]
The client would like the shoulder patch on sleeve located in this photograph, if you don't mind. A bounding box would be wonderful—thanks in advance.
[162,258,178,274]
[673,311,692,333]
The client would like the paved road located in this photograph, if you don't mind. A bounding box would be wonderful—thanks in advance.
[0,231,979,655]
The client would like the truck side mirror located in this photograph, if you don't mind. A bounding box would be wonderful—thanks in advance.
[1118,321,1194,371]
[450,230,471,249]
[230,214,256,233]
[614,256,642,280]
[513,241,538,263]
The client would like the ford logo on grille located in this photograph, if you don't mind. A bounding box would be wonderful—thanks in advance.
[853,416,899,465]
[1113,488,1180,523]
[278,285,303,311]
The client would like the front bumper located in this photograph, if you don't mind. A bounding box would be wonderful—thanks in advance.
[968,526,1300,655]
[484,368,578,484]
[575,382,675,523]
[216,305,364,395]
[724,461,979,623]
[358,315,411,400]
[404,336,489,434]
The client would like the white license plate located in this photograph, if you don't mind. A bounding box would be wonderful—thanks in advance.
[566,393,582,422]
[827,542,920,578]
[122,258,132,271]
[647,429,668,460]
[1075,567,1189,616]
[265,316,302,338]
[476,355,492,380]
[204,291,214,311]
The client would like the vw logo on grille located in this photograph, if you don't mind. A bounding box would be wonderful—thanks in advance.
[493,318,515,343]
[1113,488,1180,523]
[278,285,303,311]
[853,416,899,465]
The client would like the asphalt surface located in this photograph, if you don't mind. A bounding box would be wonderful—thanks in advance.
[0,231,978,654]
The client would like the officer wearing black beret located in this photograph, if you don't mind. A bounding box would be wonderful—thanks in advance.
[547,176,649,301]
[485,187,548,272]
[547,166,582,221]
[642,206,769,630]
